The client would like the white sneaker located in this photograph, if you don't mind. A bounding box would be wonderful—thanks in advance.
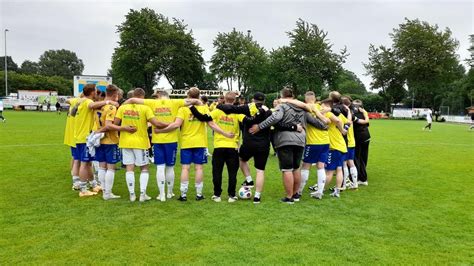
[330,191,340,198]
[139,194,152,202]
[156,194,166,202]
[310,191,323,200]
[358,181,368,186]
[103,193,121,200]
[129,194,136,202]
[228,196,238,203]
[149,157,154,164]
[350,183,359,189]
[211,195,221,202]
[167,193,175,199]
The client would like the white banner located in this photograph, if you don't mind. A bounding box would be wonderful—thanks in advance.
[74,75,112,97]
[17,90,58,106]
[167,89,239,98]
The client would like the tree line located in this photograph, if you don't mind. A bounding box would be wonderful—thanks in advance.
[2,8,473,113]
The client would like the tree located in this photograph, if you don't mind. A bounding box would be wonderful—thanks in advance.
[111,8,204,95]
[331,69,367,95]
[0,71,73,96]
[268,19,347,96]
[38,49,84,79]
[391,18,463,108]
[20,60,40,74]
[210,28,268,94]
[0,56,19,72]
[364,45,406,111]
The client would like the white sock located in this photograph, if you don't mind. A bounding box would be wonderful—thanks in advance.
[317,169,326,194]
[343,165,349,187]
[72,175,80,185]
[140,171,149,195]
[92,161,99,178]
[255,191,261,199]
[180,181,189,197]
[350,166,358,186]
[98,168,106,188]
[165,166,175,195]
[299,169,310,194]
[195,182,203,196]
[80,181,88,192]
[89,179,98,188]
[105,169,115,194]
[156,164,166,196]
[245,176,253,182]
[125,171,135,195]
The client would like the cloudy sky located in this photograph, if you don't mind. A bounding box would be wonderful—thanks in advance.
[1,0,473,90]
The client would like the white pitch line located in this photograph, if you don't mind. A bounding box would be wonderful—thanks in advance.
[0,143,64,148]
[372,140,474,147]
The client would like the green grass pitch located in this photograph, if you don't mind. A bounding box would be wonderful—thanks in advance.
[0,111,473,264]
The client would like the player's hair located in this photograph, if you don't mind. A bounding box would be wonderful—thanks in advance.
[353,99,363,107]
[201,95,208,103]
[117,88,124,97]
[133,88,146,98]
[280,87,294,98]
[341,96,352,106]
[329,91,341,103]
[187,87,200,99]
[219,95,224,100]
[106,84,119,97]
[224,91,237,104]
[159,90,169,99]
[126,90,134,99]
[320,98,333,106]
[82,84,96,96]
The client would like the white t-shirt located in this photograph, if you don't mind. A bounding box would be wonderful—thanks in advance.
[0,100,4,111]
[426,110,432,123]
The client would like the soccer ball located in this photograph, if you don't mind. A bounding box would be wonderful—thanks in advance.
[238,186,252,199]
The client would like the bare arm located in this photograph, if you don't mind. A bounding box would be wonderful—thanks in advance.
[88,100,119,110]
[123,98,145,105]
[97,120,137,133]
[356,109,370,125]
[154,118,183,133]
[148,117,169,128]
[207,121,234,139]
[183,98,202,106]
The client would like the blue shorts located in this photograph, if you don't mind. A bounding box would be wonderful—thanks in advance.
[71,147,79,160]
[180,148,207,165]
[95,144,121,164]
[76,143,95,162]
[302,144,329,164]
[326,149,345,171]
[345,147,355,161]
[153,143,178,166]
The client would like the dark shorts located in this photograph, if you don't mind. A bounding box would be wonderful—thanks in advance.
[326,149,345,171]
[239,144,270,171]
[302,144,329,164]
[76,143,94,163]
[345,147,355,161]
[95,144,121,164]
[276,145,304,172]
[153,142,178,166]
[180,148,207,165]
[71,147,79,160]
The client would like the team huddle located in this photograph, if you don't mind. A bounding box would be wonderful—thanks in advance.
[64,84,371,204]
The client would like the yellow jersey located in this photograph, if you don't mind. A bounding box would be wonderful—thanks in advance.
[347,117,355,148]
[248,103,259,116]
[64,98,79,147]
[210,109,245,149]
[176,105,209,149]
[99,104,119,144]
[144,99,185,144]
[73,98,95,144]
[328,113,348,153]
[209,102,218,111]
[116,104,155,149]
[305,104,331,145]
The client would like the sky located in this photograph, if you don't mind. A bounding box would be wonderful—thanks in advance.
[0,0,473,90]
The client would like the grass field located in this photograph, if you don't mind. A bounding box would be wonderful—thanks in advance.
[0,111,473,264]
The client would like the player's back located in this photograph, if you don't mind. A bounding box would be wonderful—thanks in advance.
[306,103,330,145]
[328,113,347,153]
[116,104,154,149]
[177,105,208,149]
[144,99,185,144]
[73,98,95,144]
[211,109,243,149]
[64,98,79,147]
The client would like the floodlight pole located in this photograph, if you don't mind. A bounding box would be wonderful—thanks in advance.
[4,29,8,97]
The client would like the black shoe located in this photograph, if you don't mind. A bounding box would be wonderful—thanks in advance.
[308,185,318,192]
[292,193,301,202]
[280,197,294,204]
[242,180,254,187]
[253,197,261,204]
[196,194,205,201]
[178,196,187,201]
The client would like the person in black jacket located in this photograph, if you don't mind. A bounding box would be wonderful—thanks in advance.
[352,99,370,186]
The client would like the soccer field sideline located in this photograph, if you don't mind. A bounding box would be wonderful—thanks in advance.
[0,111,473,264]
